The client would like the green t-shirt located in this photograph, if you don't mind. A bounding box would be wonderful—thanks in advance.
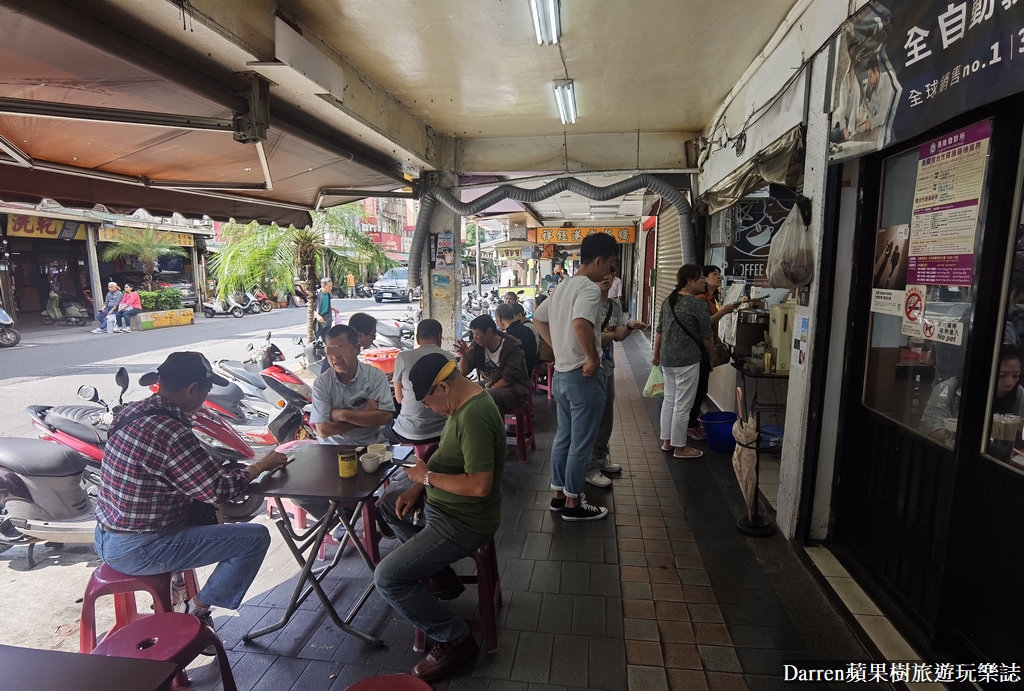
[425,389,505,535]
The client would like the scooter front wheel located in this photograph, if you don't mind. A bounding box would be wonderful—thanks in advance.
[40,315,54,325]
[203,308,215,318]
[260,300,273,313]
[231,306,245,318]
[0,328,21,347]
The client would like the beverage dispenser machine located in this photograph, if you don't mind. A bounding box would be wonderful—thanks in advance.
[769,302,796,372]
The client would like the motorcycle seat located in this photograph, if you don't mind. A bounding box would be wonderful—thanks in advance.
[217,361,266,390]
[0,437,86,477]
[45,405,107,446]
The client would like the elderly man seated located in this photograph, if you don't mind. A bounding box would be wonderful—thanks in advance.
[304,324,394,517]
[374,352,505,681]
[455,314,530,413]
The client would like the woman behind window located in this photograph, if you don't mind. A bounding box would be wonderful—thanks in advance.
[114,283,142,333]
[653,265,715,459]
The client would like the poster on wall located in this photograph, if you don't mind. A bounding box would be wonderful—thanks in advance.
[433,233,455,269]
[793,315,810,371]
[906,119,990,286]
[829,0,1024,162]
[725,198,791,287]
[870,224,910,315]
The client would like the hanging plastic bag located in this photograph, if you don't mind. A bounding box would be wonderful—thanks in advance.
[642,366,665,398]
[766,204,814,289]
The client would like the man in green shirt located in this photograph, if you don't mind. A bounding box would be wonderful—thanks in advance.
[374,352,505,681]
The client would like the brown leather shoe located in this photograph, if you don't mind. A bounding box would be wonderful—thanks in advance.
[411,635,478,681]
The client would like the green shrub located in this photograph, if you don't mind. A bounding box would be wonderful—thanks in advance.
[137,289,182,311]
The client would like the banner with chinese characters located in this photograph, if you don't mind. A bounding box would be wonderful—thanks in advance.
[7,215,87,241]
[829,0,1024,162]
[527,226,636,244]
[98,226,195,246]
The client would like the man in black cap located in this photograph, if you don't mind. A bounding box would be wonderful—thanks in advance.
[94,351,289,633]
[374,352,505,681]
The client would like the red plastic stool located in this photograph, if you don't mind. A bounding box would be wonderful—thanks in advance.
[345,674,432,690]
[265,498,309,529]
[80,563,198,653]
[413,537,502,654]
[504,402,534,464]
[91,611,236,691]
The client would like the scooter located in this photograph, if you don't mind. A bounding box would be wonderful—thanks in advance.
[201,295,246,318]
[241,292,264,315]
[374,319,415,351]
[0,436,95,567]
[26,368,263,520]
[250,285,274,312]
[41,289,90,326]
[354,283,372,299]
[0,307,20,347]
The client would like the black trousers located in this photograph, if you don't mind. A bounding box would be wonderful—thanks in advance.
[688,352,710,429]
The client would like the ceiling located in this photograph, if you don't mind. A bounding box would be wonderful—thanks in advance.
[0,0,798,227]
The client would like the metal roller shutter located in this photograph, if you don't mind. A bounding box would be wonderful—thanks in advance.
[654,203,683,322]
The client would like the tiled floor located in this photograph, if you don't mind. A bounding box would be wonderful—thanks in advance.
[181,336,868,690]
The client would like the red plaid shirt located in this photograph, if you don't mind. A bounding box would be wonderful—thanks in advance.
[95,395,250,532]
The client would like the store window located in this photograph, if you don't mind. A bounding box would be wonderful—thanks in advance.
[985,236,1024,471]
[863,121,993,448]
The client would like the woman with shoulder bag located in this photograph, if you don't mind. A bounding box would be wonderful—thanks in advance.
[652,265,714,459]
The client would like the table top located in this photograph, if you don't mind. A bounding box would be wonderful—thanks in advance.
[731,361,790,379]
[0,644,178,691]
[251,443,398,501]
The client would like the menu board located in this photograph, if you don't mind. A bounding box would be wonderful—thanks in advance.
[906,120,991,286]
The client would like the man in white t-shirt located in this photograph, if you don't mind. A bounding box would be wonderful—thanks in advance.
[384,319,456,444]
[533,232,619,522]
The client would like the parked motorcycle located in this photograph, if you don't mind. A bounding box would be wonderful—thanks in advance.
[295,335,326,374]
[26,367,263,520]
[241,292,264,315]
[0,436,95,567]
[41,289,90,326]
[0,307,20,347]
[250,285,274,312]
[374,318,415,351]
[202,295,246,318]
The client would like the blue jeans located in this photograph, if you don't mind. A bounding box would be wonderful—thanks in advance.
[115,307,141,327]
[590,366,616,466]
[550,366,607,498]
[94,523,271,610]
[375,484,491,644]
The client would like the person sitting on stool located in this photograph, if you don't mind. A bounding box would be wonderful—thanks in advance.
[455,314,530,413]
[375,353,505,681]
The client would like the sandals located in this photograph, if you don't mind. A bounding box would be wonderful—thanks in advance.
[673,449,703,459]
[660,442,673,452]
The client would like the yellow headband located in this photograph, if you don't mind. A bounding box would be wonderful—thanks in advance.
[430,359,457,389]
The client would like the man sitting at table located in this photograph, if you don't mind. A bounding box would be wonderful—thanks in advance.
[310,324,394,447]
[94,352,290,634]
[375,352,505,681]
[383,318,456,445]
[455,314,530,413]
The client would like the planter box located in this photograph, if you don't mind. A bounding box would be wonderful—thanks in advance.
[129,309,195,331]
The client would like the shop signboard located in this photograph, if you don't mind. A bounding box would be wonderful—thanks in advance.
[725,198,791,287]
[528,226,636,244]
[7,215,86,241]
[98,226,195,247]
[829,0,1024,163]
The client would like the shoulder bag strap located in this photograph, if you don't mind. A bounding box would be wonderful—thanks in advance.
[668,301,703,350]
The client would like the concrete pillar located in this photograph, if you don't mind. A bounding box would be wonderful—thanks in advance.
[420,170,461,346]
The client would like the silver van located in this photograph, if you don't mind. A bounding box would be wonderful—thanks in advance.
[373,267,416,303]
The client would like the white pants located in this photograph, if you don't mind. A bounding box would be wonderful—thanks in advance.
[660,363,700,447]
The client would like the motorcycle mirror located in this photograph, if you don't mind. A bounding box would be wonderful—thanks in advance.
[77,385,100,402]
[266,331,272,341]
[111,404,123,415]
[293,336,303,345]
[114,367,130,393]
[246,343,254,351]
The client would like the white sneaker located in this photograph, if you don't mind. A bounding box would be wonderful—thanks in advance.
[113,327,123,333]
[585,469,612,488]
[598,456,622,474]
[90,327,104,334]
[122,327,131,333]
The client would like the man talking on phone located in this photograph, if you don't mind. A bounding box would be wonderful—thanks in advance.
[374,352,505,681]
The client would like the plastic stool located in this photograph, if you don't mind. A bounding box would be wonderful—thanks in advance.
[345,673,432,690]
[504,402,534,464]
[534,361,554,399]
[265,498,309,529]
[413,537,502,654]
[80,563,198,653]
[91,611,236,691]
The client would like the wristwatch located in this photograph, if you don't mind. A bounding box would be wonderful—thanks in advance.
[423,471,433,489]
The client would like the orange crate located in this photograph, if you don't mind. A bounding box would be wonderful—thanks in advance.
[363,347,400,374]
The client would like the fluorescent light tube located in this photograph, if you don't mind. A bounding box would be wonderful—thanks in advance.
[530,0,560,45]
[553,79,577,125]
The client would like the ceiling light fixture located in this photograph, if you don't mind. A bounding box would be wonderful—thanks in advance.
[530,0,561,45]
[553,79,577,125]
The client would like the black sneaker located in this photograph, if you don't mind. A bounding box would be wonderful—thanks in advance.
[190,606,219,656]
[549,496,566,511]
[560,496,609,522]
